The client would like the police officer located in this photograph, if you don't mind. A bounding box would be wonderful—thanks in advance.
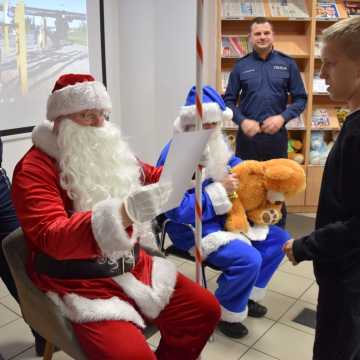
[0,137,19,301]
[224,16,307,227]
[0,137,47,356]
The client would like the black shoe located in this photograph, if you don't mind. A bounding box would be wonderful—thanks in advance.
[218,320,249,338]
[248,299,267,318]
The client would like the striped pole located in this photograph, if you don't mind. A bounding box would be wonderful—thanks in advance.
[194,0,204,286]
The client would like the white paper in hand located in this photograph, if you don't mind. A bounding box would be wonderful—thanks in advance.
[159,129,213,213]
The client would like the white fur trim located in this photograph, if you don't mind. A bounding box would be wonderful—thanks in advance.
[205,182,232,215]
[92,198,136,260]
[32,122,59,160]
[178,103,233,129]
[223,107,233,122]
[249,286,267,302]
[201,231,251,259]
[173,117,184,133]
[113,257,177,319]
[47,81,112,121]
[267,190,285,204]
[220,305,248,323]
[246,225,269,241]
[47,292,145,328]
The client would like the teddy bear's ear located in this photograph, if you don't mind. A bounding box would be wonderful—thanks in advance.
[232,160,264,176]
[264,165,294,181]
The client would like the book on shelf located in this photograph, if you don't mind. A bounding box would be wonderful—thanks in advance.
[222,0,265,18]
[221,71,230,93]
[269,0,309,18]
[314,35,322,58]
[313,71,328,93]
[312,108,330,128]
[222,35,251,58]
[344,1,360,16]
[286,114,305,130]
[316,2,340,19]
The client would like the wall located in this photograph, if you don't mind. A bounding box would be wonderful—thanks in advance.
[116,0,197,163]
[116,0,217,163]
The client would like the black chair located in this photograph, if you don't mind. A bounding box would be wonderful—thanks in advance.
[154,215,220,289]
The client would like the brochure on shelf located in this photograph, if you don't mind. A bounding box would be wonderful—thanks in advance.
[222,0,265,18]
[312,108,330,128]
[269,0,309,17]
[316,2,340,18]
[313,71,328,93]
[286,114,305,129]
[344,1,360,16]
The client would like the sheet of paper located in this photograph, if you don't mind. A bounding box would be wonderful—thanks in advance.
[159,129,213,213]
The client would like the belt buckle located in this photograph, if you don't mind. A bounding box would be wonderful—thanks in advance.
[123,249,135,272]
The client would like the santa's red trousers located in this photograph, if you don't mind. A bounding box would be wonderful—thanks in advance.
[72,273,220,359]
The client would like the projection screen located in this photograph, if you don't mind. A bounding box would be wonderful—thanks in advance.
[0,0,105,135]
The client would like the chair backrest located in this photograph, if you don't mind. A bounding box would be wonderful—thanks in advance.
[2,228,86,360]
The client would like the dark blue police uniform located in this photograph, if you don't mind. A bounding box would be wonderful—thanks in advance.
[0,138,20,300]
[0,138,46,355]
[224,49,307,161]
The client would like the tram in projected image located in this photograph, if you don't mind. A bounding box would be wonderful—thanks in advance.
[0,0,90,131]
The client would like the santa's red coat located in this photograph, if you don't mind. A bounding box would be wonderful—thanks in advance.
[12,145,177,327]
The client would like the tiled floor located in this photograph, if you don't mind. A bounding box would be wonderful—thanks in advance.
[0,214,318,359]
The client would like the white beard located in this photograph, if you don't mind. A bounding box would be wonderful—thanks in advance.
[57,119,141,212]
[204,127,233,181]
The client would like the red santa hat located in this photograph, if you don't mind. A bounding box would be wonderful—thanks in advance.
[46,73,112,121]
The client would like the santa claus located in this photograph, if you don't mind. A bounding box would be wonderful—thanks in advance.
[11,74,220,360]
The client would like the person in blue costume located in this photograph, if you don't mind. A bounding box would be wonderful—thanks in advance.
[157,85,291,339]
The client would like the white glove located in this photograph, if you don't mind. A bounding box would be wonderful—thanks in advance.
[124,182,172,223]
[199,145,210,168]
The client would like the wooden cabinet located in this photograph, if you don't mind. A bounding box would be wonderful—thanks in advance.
[217,0,350,212]
[305,165,324,206]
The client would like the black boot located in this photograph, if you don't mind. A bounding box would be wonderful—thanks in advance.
[248,299,267,318]
[218,320,248,338]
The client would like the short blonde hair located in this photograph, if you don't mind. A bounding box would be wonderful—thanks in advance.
[322,17,360,60]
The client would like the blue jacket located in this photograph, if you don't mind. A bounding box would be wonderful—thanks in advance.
[157,142,241,252]
[0,138,2,166]
[224,50,307,126]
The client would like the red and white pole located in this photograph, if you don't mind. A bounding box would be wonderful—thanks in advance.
[194,0,204,286]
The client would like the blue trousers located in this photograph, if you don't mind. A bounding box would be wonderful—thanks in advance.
[206,226,289,316]
[0,168,20,300]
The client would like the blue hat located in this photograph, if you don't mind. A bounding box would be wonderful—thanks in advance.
[176,85,233,130]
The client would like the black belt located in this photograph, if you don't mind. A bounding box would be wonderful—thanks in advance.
[34,243,140,279]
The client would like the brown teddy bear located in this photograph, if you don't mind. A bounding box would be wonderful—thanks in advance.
[226,158,306,234]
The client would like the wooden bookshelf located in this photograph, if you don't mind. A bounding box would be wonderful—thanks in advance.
[217,0,352,212]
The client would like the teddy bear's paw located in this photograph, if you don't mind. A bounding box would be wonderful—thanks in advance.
[260,208,282,225]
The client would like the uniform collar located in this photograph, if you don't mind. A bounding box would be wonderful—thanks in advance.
[252,48,275,61]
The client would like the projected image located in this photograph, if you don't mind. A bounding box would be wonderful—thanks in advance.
[0,0,90,131]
